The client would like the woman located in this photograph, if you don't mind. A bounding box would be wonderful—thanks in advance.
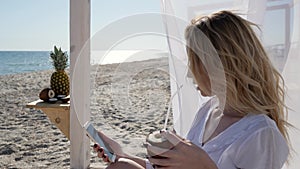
[94,10,290,169]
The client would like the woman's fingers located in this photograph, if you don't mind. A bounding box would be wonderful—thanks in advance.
[97,150,104,158]
[103,154,110,163]
[148,157,171,167]
[97,153,110,163]
[93,144,100,151]
[93,143,98,151]
[94,144,104,153]
[148,157,180,168]
[94,144,109,162]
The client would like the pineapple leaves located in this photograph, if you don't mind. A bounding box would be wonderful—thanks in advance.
[50,45,68,71]
[54,46,59,55]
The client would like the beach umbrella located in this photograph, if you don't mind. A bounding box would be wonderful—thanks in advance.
[161,0,300,168]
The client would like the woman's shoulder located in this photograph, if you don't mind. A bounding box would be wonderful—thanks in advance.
[230,113,285,146]
[241,113,279,134]
[225,114,289,168]
[215,114,282,149]
[230,113,288,155]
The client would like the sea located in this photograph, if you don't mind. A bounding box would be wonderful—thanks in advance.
[0,51,53,75]
[0,50,168,76]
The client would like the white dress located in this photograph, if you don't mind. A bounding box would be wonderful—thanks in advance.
[186,97,289,169]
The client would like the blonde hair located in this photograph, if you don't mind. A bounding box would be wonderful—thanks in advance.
[185,10,289,141]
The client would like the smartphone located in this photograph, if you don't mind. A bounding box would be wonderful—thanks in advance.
[83,121,117,162]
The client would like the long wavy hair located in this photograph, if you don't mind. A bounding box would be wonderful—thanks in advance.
[185,10,289,141]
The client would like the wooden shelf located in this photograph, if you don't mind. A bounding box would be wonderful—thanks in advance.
[26,99,70,140]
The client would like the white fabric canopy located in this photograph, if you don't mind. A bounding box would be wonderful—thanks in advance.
[161,0,300,168]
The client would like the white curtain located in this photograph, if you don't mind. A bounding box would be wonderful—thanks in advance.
[161,0,300,168]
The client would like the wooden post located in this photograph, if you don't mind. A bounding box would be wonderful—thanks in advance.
[70,0,91,168]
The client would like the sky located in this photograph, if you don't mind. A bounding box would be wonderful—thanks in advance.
[0,1,69,51]
[0,0,161,51]
[0,0,291,51]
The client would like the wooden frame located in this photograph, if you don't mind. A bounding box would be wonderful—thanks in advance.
[70,0,91,168]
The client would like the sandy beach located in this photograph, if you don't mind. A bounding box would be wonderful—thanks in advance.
[1,56,299,169]
[0,58,171,168]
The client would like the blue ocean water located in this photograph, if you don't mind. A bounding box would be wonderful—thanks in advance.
[0,51,54,75]
[0,50,165,75]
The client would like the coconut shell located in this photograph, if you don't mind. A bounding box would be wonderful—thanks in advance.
[146,131,173,157]
[39,88,55,101]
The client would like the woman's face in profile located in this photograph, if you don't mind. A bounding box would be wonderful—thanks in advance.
[192,61,211,96]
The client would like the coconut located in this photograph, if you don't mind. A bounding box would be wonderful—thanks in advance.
[39,88,55,101]
[146,131,173,157]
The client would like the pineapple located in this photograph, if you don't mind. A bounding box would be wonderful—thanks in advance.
[50,46,70,96]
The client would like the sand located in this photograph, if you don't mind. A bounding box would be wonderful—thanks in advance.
[1,56,299,169]
[0,58,171,168]
[0,69,70,168]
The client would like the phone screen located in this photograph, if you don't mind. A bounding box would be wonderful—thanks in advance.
[84,121,116,162]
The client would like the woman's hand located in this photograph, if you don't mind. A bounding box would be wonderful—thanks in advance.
[93,144,111,163]
[147,131,218,169]
[93,130,127,162]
